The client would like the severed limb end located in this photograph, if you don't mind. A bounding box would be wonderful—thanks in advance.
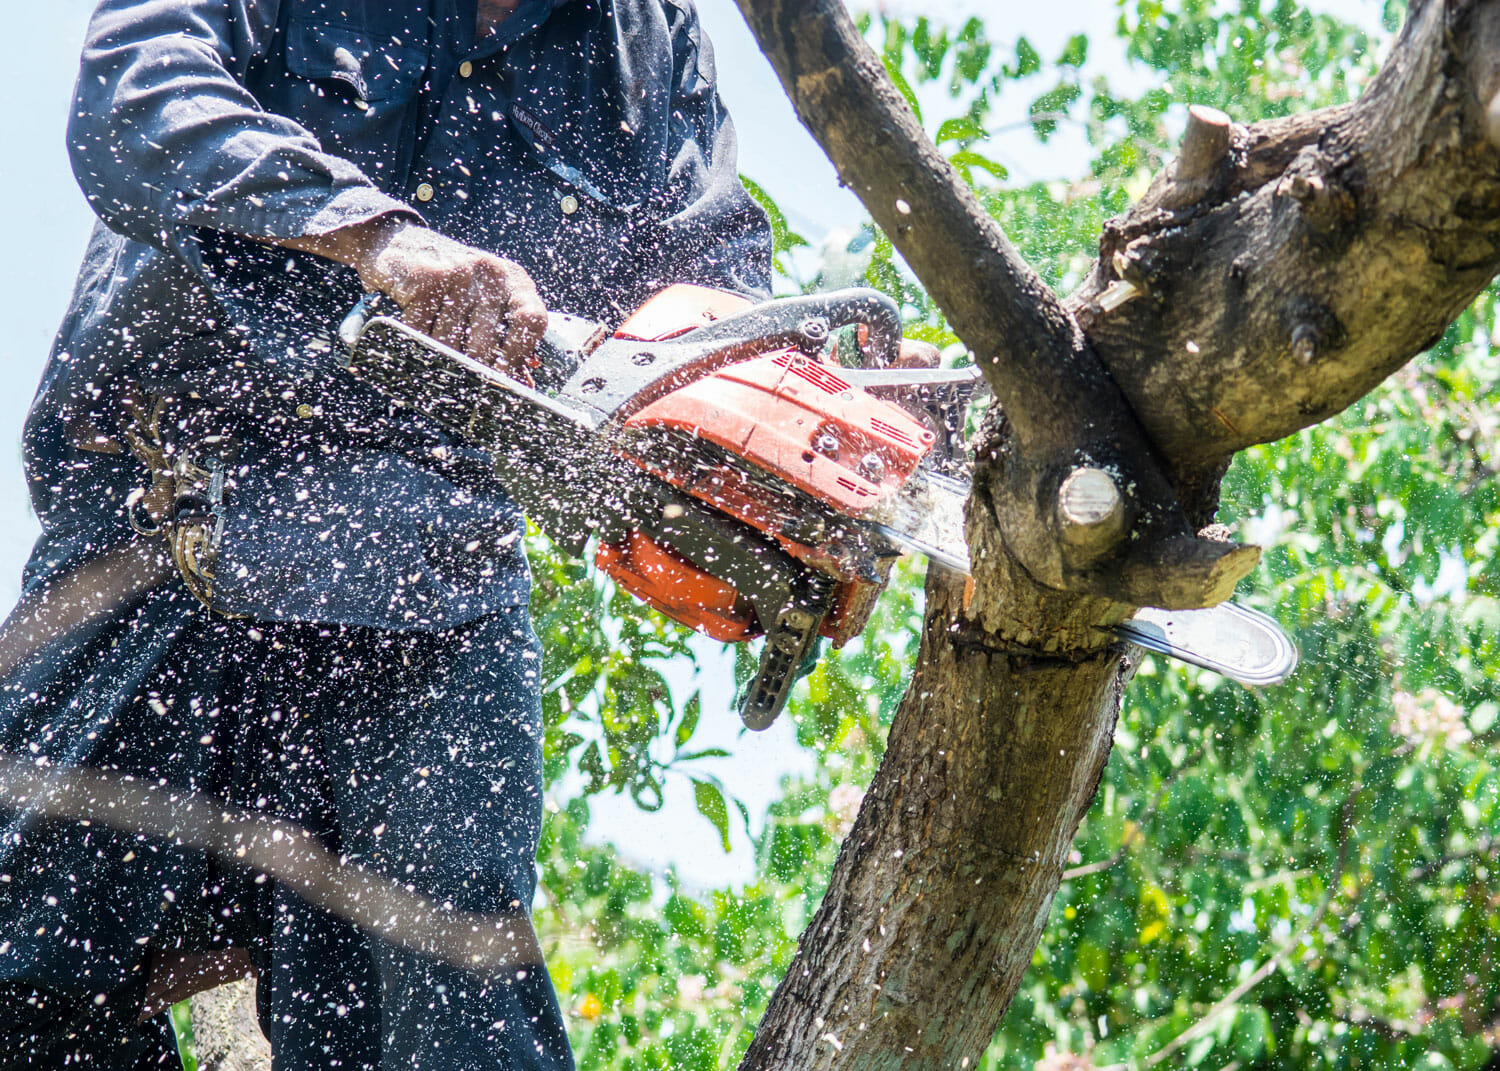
[1056,466,1126,563]
[1107,533,1262,610]
[1159,104,1233,209]
[984,455,1262,611]
[1176,105,1233,183]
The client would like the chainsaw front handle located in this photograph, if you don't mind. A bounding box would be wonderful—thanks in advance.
[681,288,904,370]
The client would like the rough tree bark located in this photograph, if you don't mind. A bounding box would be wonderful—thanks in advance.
[728,1,1500,1069]
[190,979,271,1071]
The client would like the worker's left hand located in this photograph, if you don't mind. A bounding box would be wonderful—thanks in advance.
[892,340,942,369]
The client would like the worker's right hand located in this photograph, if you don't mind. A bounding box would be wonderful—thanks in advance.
[356,222,547,382]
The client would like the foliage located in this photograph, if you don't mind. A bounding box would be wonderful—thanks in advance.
[521,3,1500,1069]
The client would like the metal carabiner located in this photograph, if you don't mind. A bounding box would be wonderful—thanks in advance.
[125,486,163,536]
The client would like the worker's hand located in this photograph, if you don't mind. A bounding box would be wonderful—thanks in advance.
[848,326,942,370]
[358,223,547,381]
[893,339,942,369]
[277,218,546,380]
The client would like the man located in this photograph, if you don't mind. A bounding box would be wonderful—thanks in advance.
[0,0,770,1067]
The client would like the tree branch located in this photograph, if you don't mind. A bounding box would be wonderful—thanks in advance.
[1072,0,1500,499]
[732,0,1259,611]
[1407,834,1499,882]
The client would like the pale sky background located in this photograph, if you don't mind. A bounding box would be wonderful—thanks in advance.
[0,1,1386,887]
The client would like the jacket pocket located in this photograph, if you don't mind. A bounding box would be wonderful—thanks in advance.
[270,19,427,180]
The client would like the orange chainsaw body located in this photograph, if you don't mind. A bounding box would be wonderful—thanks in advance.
[592,285,936,646]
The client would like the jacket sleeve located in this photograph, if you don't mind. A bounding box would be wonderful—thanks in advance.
[647,0,772,299]
[68,0,419,256]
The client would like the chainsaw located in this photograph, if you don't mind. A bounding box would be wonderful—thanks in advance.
[338,285,1296,729]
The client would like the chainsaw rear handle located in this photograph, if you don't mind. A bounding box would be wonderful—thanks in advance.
[338,291,586,390]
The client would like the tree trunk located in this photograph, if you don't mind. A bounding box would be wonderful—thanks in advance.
[743,563,1131,1070]
[189,979,271,1071]
[733,0,1500,1067]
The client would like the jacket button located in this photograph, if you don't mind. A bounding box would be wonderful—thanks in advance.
[415,182,435,203]
[295,403,315,419]
[458,60,474,78]
[559,194,579,216]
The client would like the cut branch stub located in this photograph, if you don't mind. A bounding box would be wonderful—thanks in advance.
[1177,105,1233,182]
[1162,105,1234,208]
[977,442,1259,610]
[1056,466,1126,561]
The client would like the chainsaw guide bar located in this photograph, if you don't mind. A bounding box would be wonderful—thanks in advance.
[341,286,1298,729]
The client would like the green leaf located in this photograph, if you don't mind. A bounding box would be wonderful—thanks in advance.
[579,741,607,793]
[936,117,983,145]
[885,64,923,124]
[1030,82,1082,141]
[1186,1033,1217,1066]
[949,149,1009,183]
[953,18,991,85]
[1011,36,1041,79]
[1233,1006,1271,1059]
[910,17,947,80]
[739,174,808,272]
[693,780,733,853]
[675,691,701,750]
[1058,33,1089,68]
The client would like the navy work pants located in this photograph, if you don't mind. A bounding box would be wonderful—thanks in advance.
[0,570,573,1071]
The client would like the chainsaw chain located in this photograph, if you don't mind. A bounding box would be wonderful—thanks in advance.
[613,424,902,582]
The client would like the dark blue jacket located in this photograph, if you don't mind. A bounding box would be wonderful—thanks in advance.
[28,0,770,628]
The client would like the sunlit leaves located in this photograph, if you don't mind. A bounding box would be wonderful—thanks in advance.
[693,779,732,854]
[1010,36,1043,80]
[1030,82,1083,142]
[740,176,807,280]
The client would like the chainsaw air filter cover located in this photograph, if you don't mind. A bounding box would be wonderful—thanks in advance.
[593,285,933,647]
